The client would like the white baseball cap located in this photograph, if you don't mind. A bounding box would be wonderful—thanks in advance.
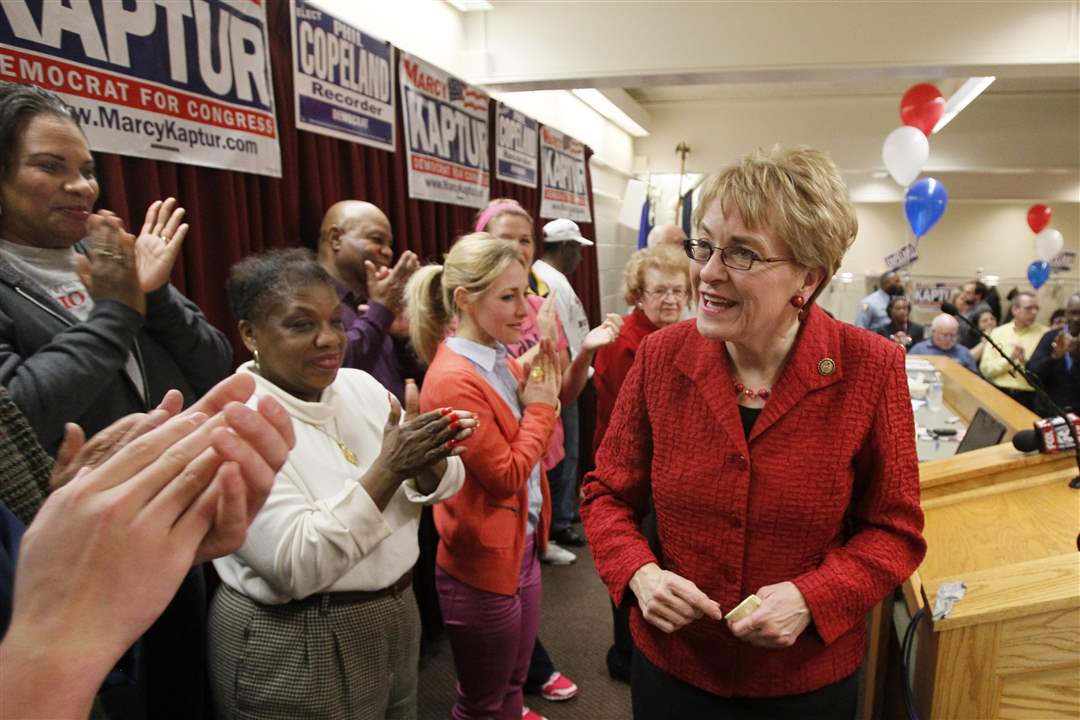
[542,218,594,246]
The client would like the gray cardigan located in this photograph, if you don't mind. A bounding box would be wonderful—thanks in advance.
[0,251,232,455]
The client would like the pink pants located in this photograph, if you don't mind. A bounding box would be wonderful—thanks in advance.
[435,533,542,720]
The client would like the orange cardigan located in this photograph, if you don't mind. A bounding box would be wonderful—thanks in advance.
[420,342,556,596]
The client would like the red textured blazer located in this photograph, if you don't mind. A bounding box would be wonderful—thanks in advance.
[582,305,926,698]
[420,342,556,596]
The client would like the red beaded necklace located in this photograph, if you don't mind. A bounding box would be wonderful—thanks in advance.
[734,382,771,400]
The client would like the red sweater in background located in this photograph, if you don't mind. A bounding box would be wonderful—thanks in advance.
[582,305,925,698]
[592,308,658,449]
[420,342,556,597]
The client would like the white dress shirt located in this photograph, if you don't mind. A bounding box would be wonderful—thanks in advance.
[214,363,464,603]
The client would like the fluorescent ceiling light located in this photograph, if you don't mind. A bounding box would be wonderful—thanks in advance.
[445,0,493,11]
[932,77,995,134]
[571,89,650,137]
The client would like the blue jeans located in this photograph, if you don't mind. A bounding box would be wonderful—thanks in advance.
[549,401,579,533]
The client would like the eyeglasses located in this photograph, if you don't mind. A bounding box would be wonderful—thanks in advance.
[643,286,688,300]
[683,239,793,271]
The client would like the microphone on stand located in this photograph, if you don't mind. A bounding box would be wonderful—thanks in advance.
[1012,413,1080,454]
[940,302,1080,489]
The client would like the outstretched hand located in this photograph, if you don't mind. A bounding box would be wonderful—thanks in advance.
[581,313,624,353]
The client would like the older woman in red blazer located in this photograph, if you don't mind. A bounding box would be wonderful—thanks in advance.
[582,146,926,720]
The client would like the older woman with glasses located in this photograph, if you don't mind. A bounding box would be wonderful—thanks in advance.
[593,243,690,682]
[582,146,926,720]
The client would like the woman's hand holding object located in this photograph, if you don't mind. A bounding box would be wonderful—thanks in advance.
[727,580,811,648]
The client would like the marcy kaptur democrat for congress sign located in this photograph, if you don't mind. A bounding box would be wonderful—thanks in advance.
[0,0,282,177]
[399,51,490,210]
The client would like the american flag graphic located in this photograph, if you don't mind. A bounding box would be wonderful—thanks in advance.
[449,77,487,113]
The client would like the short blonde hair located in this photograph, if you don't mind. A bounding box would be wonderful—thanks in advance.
[406,232,526,363]
[693,146,857,282]
[622,245,690,305]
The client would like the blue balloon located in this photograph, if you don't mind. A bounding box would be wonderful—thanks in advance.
[904,177,948,238]
[1027,260,1050,289]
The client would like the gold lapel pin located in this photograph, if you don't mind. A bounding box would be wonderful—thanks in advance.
[817,358,836,376]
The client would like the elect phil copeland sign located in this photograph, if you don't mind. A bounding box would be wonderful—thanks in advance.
[290,0,394,152]
[0,0,281,177]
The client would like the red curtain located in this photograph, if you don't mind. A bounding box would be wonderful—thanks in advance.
[94,0,601,360]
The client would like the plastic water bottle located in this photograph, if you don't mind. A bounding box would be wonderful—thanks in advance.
[927,381,944,412]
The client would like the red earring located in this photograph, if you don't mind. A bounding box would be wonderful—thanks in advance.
[790,295,806,308]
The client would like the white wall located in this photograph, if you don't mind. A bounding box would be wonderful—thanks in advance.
[469,1,1080,87]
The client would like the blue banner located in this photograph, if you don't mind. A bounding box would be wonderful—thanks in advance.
[539,126,591,223]
[290,0,394,152]
[495,102,537,188]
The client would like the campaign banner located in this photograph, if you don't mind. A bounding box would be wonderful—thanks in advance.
[540,126,591,222]
[1050,250,1076,274]
[0,0,281,177]
[912,282,959,308]
[495,102,537,188]
[399,52,489,209]
[290,0,394,152]
[884,243,919,271]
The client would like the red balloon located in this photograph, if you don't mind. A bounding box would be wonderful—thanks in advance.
[900,83,945,137]
[1027,204,1051,234]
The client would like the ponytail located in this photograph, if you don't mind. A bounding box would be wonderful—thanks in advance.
[406,264,449,364]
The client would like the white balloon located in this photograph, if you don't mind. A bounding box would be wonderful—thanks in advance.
[1034,227,1064,262]
[882,126,930,187]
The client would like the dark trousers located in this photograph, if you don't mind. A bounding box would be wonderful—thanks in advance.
[605,597,634,679]
[524,637,556,691]
[630,647,858,720]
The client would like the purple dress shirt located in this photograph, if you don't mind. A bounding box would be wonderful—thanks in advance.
[333,279,425,402]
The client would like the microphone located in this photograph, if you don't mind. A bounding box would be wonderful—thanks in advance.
[1013,414,1080,454]
[940,301,961,317]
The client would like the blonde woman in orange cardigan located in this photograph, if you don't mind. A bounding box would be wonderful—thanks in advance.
[407,233,561,720]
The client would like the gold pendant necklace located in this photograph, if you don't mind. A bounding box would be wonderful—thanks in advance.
[307,421,359,466]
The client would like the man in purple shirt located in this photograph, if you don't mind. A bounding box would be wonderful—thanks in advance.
[316,200,424,402]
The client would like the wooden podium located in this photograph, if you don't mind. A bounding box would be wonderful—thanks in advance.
[864,356,1080,720]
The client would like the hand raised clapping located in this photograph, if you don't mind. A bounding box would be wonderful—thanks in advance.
[518,337,560,409]
[134,197,189,293]
[374,392,477,479]
[366,250,419,315]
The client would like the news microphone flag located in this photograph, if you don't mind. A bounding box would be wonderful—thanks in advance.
[680,189,694,237]
[637,197,653,249]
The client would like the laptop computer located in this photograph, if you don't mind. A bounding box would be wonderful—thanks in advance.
[956,407,1008,454]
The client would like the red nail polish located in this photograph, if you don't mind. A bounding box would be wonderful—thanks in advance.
[440,408,452,416]
[446,440,456,448]
[449,421,460,430]
[449,412,459,422]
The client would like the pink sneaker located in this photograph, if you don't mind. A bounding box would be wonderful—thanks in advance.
[540,671,578,701]
[522,707,548,720]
